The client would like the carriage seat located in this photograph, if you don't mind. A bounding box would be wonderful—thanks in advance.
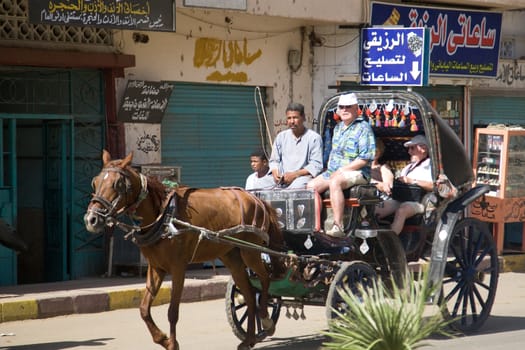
[321,184,381,208]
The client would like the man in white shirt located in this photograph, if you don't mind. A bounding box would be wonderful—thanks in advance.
[269,102,323,189]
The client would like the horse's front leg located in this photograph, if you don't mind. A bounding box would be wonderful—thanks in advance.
[166,267,186,350]
[140,265,170,348]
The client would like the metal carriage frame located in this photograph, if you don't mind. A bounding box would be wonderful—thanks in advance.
[225,90,499,342]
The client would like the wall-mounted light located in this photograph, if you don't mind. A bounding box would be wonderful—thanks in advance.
[133,32,149,44]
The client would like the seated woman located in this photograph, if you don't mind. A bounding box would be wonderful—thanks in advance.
[370,138,398,217]
[370,138,394,199]
[375,135,434,234]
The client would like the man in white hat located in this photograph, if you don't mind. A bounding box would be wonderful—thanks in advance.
[308,93,375,237]
[375,134,434,234]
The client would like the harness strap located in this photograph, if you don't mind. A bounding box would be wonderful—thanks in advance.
[126,173,149,217]
[220,186,270,231]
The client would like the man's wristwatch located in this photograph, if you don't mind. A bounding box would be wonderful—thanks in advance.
[413,179,418,185]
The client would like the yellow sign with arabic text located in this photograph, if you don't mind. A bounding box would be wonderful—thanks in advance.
[193,38,262,82]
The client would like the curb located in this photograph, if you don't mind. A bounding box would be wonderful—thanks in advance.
[0,276,230,323]
[502,254,525,273]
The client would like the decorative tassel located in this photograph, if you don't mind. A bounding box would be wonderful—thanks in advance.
[410,112,418,132]
[399,110,406,128]
[375,108,381,127]
[392,107,398,127]
[366,108,374,126]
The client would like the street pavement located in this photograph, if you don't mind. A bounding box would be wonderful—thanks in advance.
[1,254,524,324]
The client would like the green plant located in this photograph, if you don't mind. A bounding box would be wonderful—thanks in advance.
[323,270,455,350]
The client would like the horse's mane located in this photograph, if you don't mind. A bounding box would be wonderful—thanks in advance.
[104,158,170,211]
[144,175,169,210]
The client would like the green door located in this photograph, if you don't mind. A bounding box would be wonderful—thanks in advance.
[0,118,17,285]
[1,68,105,284]
[43,119,74,281]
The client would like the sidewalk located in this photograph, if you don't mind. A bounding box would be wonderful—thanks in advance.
[1,255,524,324]
[0,267,231,323]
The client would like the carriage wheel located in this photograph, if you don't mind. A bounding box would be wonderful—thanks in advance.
[225,278,281,342]
[373,230,408,289]
[440,218,499,333]
[325,261,377,323]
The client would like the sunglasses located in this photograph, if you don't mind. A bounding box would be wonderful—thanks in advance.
[338,105,354,109]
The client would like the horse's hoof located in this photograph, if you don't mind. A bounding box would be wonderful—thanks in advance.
[163,339,179,350]
[237,343,252,350]
[265,324,276,337]
[261,317,275,336]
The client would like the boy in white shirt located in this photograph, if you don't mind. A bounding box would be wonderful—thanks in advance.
[245,150,275,190]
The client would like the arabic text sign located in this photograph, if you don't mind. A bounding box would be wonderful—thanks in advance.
[29,0,175,32]
[118,80,173,123]
[361,28,428,86]
[370,1,501,77]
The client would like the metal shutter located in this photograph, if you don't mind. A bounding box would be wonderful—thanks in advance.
[162,82,267,188]
[472,95,525,127]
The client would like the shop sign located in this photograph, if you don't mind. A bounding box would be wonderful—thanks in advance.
[361,27,429,86]
[183,0,247,10]
[370,1,502,78]
[28,0,175,32]
[118,80,173,123]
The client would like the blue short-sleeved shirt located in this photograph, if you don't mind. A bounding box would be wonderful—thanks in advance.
[322,118,375,179]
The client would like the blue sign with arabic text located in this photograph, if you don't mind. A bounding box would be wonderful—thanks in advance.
[361,27,429,86]
[370,1,502,77]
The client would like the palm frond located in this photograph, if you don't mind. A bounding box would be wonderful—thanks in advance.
[322,269,456,350]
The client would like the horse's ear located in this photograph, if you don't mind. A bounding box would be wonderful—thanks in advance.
[102,149,111,165]
[121,152,133,168]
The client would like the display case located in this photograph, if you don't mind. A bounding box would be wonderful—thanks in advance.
[431,98,462,138]
[474,128,525,197]
[470,127,525,253]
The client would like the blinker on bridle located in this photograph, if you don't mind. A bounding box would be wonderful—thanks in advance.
[88,167,148,223]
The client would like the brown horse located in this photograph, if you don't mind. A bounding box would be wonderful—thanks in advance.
[84,150,284,350]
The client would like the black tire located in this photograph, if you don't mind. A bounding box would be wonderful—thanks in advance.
[225,277,281,342]
[374,230,408,289]
[325,261,377,323]
[440,218,499,333]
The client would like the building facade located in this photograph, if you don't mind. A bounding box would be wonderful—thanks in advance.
[1,0,524,284]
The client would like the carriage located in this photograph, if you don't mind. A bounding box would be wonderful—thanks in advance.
[84,90,498,350]
[225,90,498,342]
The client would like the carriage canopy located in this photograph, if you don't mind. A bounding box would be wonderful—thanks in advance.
[316,90,473,191]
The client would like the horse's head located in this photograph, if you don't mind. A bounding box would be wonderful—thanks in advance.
[84,150,147,233]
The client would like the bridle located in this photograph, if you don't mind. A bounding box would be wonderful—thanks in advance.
[87,167,149,225]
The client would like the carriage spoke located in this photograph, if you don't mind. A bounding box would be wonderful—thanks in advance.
[472,283,486,310]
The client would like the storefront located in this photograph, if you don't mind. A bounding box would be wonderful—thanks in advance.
[469,59,525,251]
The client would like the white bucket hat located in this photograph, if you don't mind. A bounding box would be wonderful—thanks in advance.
[337,93,358,106]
